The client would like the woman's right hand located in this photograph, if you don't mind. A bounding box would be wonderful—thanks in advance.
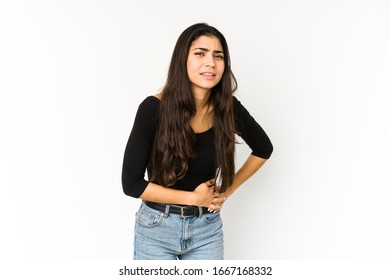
[192,179,220,208]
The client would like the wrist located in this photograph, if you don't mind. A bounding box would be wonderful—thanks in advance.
[224,186,234,199]
[186,191,197,206]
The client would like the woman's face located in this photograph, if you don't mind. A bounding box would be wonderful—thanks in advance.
[186,35,225,95]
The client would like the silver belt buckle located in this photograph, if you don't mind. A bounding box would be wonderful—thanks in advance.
[181,206,194,217]
[181,206,186,217]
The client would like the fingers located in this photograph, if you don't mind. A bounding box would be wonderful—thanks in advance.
[207,197,226,213]
[211,196,226,204]
[207,204,222,213]
[194,179,222,208]
[205,179,215,187]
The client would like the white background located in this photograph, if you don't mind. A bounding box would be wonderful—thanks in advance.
[1,0,389,261]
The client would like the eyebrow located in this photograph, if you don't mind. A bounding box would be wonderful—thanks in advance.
[193,47,224,54]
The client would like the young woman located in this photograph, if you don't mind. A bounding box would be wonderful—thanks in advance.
[122,23,273,260]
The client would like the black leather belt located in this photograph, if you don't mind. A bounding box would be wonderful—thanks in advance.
[144,201,209,217]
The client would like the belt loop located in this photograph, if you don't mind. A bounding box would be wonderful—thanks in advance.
[198,206,203,217]
[164,204,170,218]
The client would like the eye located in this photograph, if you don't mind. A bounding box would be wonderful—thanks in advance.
[194,52,205,56]
[214,54,224,60]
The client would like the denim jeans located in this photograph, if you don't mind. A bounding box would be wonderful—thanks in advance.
[133,201,224,260]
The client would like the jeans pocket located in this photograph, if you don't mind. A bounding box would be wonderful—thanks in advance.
[136,206,164,228]
[202,211,221,224]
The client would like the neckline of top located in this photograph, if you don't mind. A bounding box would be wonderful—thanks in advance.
[149,95,213,135]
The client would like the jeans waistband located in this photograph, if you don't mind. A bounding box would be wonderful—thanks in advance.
[144,201,209,217]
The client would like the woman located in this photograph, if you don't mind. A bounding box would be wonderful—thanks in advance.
[122,23,273,260]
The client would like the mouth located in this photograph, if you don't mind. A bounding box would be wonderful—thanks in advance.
[200,72,216,76]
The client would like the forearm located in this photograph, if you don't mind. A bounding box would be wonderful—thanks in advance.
[225,155,267,198]
[139,180,217,207]
[139,182,196,205]
[138,155,267,208]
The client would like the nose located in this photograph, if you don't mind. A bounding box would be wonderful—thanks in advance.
[205,55,215,68]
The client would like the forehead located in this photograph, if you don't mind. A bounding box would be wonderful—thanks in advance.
[190,35,223,51]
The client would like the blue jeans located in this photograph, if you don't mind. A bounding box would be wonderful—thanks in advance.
[133,201,224,260]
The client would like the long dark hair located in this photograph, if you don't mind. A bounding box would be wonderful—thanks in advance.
[151,23,237,193]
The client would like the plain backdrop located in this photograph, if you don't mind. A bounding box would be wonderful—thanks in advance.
[1,0,389,260]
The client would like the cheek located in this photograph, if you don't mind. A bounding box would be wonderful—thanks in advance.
[221,61,225,71]
[186,59,192,70]
[217,60,225,71]
[187,61,199,77]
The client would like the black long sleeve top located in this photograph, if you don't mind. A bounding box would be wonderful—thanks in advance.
[122,96,273,198]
